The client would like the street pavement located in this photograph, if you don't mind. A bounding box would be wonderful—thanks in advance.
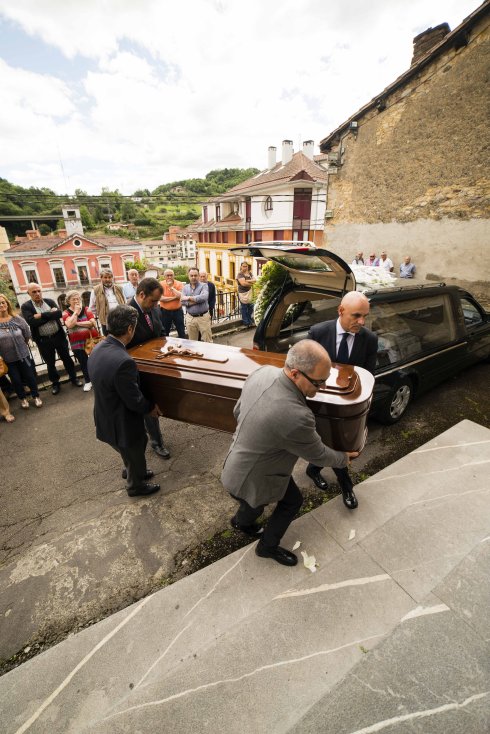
[1,419,488,733]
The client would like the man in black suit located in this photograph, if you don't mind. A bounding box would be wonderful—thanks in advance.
[21,283,83,394]
[88,305,160,497]
[307,291,378,509]
[127,277,170,460]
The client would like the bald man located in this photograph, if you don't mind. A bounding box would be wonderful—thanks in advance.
[306,291,378,509]
[222,340,358,566]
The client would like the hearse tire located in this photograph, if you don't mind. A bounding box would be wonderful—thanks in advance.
[378,378,413,425]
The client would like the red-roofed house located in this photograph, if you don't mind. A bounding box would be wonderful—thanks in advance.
[4,206,144,307]
[196,140,332,291]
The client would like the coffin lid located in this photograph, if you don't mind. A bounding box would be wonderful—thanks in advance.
[230,241,356,293]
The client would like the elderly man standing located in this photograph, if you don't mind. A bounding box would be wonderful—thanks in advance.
[123,269,140,302]
[306,291,378,509]
[181,267,213,342]
[21,283,82,395]
[222,341,357,567]
[159,269,185,338]
[127,277,171,460]
[89,269,125,335]
[89,305,160,497]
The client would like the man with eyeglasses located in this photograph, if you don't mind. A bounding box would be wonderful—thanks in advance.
[222,340,358,567]
[21,283,83,395]
[306,291,378,509]
[127,278,171,460]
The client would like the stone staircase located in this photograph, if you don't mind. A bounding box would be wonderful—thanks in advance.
[1,419,489,733]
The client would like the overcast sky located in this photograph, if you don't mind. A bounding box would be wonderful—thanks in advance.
[0,0,480,195]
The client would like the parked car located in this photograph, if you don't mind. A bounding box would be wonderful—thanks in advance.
[232,243,490,423]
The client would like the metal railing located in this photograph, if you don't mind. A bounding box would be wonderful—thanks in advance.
[24,292,243,373]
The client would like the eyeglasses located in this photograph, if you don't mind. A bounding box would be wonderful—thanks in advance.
[296,369,327,388]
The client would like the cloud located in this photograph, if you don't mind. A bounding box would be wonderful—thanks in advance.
[0,0,480,193]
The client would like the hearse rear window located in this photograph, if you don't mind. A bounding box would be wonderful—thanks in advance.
[270,255,334,272]
[369,294,455,366]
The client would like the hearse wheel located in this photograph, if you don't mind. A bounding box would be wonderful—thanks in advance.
[380,378,413,424]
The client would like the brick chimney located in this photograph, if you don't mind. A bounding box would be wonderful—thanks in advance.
[268,146,277,169]
[302,140,314,160]
[411,23,450,65]
[281,140,294,165]
[26,229,41,240]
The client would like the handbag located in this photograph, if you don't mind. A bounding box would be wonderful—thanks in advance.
[238,288,253,305]
[0,356,8,377]
[84,333,105,355]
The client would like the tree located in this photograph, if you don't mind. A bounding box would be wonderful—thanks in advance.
[38,224,52,236]
[80,205,96,230]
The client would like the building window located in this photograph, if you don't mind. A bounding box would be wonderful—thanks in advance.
[99,260,111,271]
[273,230,284,240]
[53,267,66,287]
[198,233,203,243]
[254,231,263,242]
[245,197,251,223]
[222,231,228,244]
[205,256,210,273]
[229,261,236,280]
[77,265,90,286]
[265,196,273,211]
[216,204,221,222]
[236,231,244,244]
[67,210,76,218]
[217,259,223,277]
[216,231,221,243]
[73,239,82,247]
[203,206,208,223]
[25,269,38,284]
[232,201,239,214]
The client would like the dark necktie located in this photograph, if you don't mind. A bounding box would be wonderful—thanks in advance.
[337,332,350,363]
[144,313,153,331]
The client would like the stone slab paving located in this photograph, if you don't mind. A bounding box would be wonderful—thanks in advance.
[1,420,489,733]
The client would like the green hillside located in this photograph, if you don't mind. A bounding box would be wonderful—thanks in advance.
[0,167,259,240]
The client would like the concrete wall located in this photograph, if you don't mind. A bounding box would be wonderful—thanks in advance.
[323,10,490,286]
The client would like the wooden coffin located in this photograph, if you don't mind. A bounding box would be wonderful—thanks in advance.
[130,336,375,452]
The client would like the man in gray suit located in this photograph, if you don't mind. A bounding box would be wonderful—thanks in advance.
[221,341,358,567]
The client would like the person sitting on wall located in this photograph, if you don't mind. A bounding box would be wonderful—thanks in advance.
[351,252,364,266]
[399,255,416,279]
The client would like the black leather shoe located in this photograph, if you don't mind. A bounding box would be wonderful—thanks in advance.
[71,378,84,387]
[306,467,328,491]
[127,483,160,497]
[151,444,170,459]
[231,518,263,538]
[255,544,298,566]
[122,469,154,480]
[51,383,60,395]
[341,487,358,510]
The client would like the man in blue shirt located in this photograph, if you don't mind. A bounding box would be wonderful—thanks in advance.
[181,267,213,342]
[122,269,140,301]
[400,255,416,279]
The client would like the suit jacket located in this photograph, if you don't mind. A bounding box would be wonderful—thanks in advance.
[21,298,64,344]
[126,298,164,350]
[308,319,378,375]
[221,366,347,507]
[88,335,153,448]
[206,281,216,314]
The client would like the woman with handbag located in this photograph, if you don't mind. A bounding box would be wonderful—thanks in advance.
[236,261,256,328]
[0,293,42,409]
[62,291,98,392]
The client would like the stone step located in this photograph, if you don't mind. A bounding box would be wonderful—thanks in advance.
[1,419,489,733]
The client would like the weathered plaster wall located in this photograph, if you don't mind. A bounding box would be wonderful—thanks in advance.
[324,218,488,283]
[324,11,490,288]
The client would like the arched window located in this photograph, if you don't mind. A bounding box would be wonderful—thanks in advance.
[265,196,273,211]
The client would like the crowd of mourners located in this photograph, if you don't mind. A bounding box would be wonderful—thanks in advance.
[0,263,255,425]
